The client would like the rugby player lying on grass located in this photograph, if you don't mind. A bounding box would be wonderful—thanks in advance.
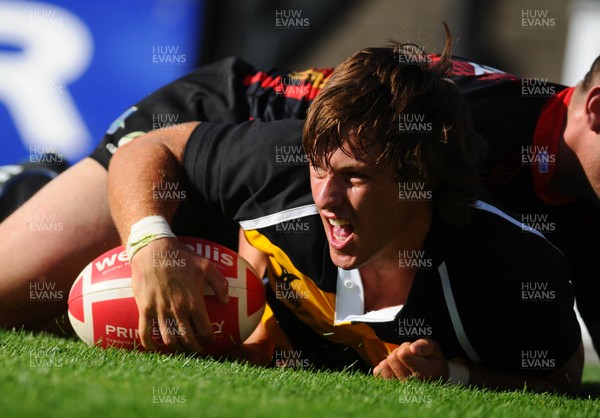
[106,37,583,394]
[2,23,599,363]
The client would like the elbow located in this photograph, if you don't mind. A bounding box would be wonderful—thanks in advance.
[551,341,584,396]
[108,121,199,173]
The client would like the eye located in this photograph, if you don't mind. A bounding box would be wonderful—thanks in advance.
[345,170,370,180]
[345,171,371,186]
[310,164,327,178]
[347,171,366,179]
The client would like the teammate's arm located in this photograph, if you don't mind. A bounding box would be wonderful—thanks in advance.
[107,122,230,353]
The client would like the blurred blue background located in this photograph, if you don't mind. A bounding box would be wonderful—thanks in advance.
[0,0,202,165]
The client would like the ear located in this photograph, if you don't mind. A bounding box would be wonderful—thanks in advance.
[585,85,600,133]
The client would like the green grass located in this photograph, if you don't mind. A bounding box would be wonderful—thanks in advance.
[1,330,600,418]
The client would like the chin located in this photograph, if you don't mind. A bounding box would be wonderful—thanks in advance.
[329,248,360,270]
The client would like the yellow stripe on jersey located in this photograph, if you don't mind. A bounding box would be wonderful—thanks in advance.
[244,229,398,367]
[288,69,329,90]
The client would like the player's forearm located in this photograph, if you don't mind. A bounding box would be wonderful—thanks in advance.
[107,123,198,243]
[468,342,583,395]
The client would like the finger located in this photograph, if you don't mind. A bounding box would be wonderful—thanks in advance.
[373,361,394,379]
[190,306,212,352]
[188,295,216,347]
[373,362,383,376]
[410,338,440,357]
[387,348,413,379]
[409,338,434,356]
[203,261,230,304]
[398,342,443,381]
[158,314,184,352]
[138,312,158,351]
[174,316,202,353]
[373,363,383,377]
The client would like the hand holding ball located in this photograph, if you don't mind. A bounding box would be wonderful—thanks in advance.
[67,237,265,357]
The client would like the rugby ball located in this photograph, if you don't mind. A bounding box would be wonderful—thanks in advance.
[67,236,265,357]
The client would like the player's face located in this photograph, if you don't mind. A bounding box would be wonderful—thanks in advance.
[564,92,600,203]
[309,132,430,270]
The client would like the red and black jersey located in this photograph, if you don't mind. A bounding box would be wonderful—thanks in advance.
[242,67,332,121]
[89,55,561,187]
[89,58,333,169]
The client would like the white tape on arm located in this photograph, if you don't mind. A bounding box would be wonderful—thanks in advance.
[126,215,176,261]
[446,361,470,386]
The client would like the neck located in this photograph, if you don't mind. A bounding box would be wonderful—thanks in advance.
[551,135,591,198]
[359,204,432,312]
[360,264,416,312]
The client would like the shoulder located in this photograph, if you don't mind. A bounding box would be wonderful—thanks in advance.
[187,119,305,157]
[433,198,571,281]
[469,199,565,259]
[456,199,573,316]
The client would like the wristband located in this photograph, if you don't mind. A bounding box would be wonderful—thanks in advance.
[446,361,470,386]
[126,215,176,261]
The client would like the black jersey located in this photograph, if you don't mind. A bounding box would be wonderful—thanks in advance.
[182,119,580,374]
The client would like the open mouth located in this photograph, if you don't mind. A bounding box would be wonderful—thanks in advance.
[326,217,354,249]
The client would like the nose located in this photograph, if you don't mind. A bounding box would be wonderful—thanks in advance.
[312,172,344,210]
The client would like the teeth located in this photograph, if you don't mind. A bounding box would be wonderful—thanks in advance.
[328,218,349,226]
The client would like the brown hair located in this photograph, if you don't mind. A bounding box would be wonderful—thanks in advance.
[580,54,600,91]
[575,54,600,103]
[302,24,484,226]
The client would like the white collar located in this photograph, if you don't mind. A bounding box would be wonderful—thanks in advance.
[334,268,403,325]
